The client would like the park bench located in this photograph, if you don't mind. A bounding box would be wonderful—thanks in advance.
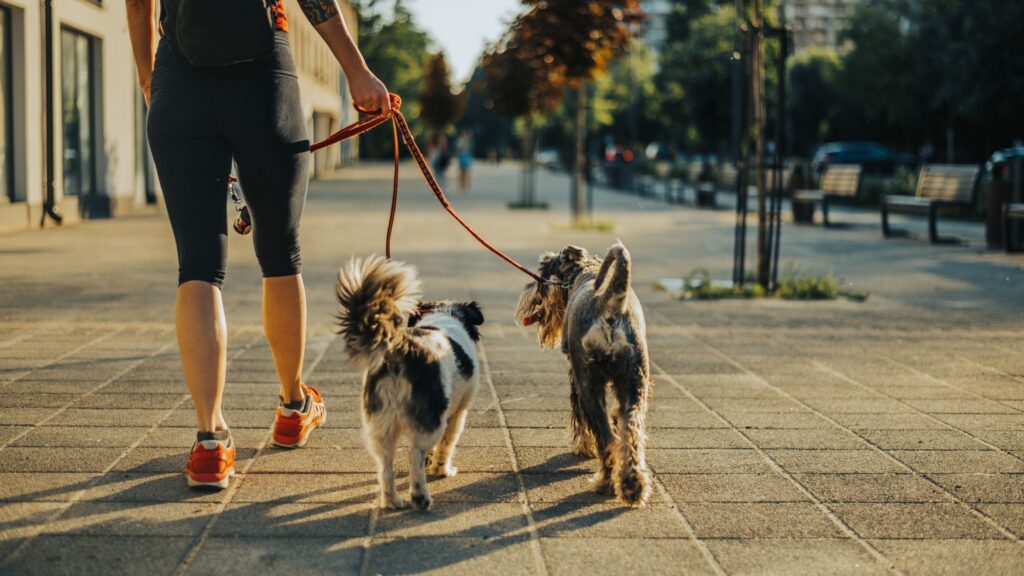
[791,165,862,226]
[697,164,736,209]
[881,164,980,244]
[1004,203,1024,252]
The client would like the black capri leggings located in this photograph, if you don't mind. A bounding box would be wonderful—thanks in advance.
[147,31,309,288]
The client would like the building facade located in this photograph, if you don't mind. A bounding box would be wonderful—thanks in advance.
[638,0,670,62]
[781,0,864,55]
[0,0,354,233]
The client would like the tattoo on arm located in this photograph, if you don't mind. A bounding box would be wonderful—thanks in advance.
[297,0,339,26]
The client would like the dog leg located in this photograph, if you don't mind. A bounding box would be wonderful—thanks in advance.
[576,370,616,495]
[612,378,651,507]
[368,421,407,510]
[569,385,598,458]
[429,407,469,478]
[408,445,432,511]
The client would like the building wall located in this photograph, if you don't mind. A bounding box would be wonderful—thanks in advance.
[782,0,865,55]
[0,0,352,233]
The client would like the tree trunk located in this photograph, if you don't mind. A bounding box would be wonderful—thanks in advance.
[520,117,538,206]
[572,86,587,224]
[753,0,770,288]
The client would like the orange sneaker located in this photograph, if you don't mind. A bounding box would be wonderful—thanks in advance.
[272,384,326,448]
[186,435,235,489]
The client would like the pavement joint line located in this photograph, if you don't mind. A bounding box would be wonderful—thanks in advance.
[173,332,337,576]
[0,329,264,570]
[875,352,1024,415]
[0,330,173,451]
[0,330,33,349]
[2,326,125,386]
[478,343,550,576]
[956,353,1024,389]
[650,355,904,576]
[812,360,1024,544]
[648,457,728,575]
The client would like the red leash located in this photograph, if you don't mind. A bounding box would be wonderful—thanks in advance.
[307,93,550,286]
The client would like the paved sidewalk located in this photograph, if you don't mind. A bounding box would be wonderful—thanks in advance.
[1,163,1023,575]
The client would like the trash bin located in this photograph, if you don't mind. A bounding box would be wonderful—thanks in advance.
[985,147,1024,249]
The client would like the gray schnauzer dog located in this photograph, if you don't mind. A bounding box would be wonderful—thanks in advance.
[515,241,652,506]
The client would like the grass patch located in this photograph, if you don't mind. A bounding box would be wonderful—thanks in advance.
[507,202,550,210]
[676,268,868,302]
[550,219,616,233]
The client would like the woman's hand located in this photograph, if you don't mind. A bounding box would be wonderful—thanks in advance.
[349,68,391,117]
[140,76,152,107]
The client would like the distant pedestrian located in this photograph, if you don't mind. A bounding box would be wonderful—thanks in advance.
[457,129,474,194]
[126,0,390,489]
[429,132,451,188]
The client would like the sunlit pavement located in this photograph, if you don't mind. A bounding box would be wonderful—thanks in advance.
[1,162,1023,575]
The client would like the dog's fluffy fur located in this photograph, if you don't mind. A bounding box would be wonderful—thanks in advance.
[515,242,652,507]
[335,257,483,511]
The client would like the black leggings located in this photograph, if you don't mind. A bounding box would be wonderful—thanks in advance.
[148,32,309,288]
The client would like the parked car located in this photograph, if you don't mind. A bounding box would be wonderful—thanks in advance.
[811,141,916,176]
[534,149,562,171]
[986,146,1024,182]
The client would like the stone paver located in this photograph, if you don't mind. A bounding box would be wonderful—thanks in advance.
[1,163,1024,574]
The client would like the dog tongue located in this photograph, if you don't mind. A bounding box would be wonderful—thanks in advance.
[523,312,542,326]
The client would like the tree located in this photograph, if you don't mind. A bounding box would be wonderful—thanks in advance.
[418,52,464,141]
[351,0,431,158]
[656,3,737,154]
[517,0,640,222]
[787,48,843,156]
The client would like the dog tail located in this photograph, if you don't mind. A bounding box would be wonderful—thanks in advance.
[335,256,421,369]
[596,241,632,315]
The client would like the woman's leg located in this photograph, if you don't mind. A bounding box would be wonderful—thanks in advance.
[263,274,306,404]
[177,281,229,432]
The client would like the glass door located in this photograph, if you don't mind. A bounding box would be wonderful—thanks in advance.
[61,27,96,197]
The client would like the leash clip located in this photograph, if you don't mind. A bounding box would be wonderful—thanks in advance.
[228,177,253,236]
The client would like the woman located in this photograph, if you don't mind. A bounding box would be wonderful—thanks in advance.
[126,0,390,489]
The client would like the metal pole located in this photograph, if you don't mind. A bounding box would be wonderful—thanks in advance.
[771,25,790,290]
[731,1,748,287]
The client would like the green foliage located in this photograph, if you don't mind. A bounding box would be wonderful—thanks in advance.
[351,0,430,158]
[418,52,464,137]
[655,3,736,154]
[678,268,868,302]
[787,48,843,156]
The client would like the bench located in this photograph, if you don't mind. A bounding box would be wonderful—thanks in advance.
[791,165,861,227]
[697,164,737,209]
[881,164,980,244]
[1005,203,1024,252]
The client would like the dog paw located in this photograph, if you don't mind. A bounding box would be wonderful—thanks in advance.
[411,492,433,511]
[436,464,458,478]
[383,496,409,510]
[615,470,651,508]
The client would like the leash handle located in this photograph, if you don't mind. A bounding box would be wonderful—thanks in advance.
[307,93,550,286]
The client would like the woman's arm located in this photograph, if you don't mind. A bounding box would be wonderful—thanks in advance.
[297,0,391,116]
[125,0,156,106]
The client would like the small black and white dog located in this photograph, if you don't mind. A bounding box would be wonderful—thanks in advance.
[515,242,652,507]
[335,257,483,511]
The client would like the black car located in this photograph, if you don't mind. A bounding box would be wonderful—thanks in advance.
[986,146,1024,182]
[811,141,916,176]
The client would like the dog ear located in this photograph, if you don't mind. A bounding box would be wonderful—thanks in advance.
[560,245,586,263]
[458,302,485,326]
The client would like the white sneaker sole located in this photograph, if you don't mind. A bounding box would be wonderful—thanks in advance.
[187,467,235,490]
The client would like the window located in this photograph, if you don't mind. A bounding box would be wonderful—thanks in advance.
[61,27,98,197]
[0,5,12,202]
